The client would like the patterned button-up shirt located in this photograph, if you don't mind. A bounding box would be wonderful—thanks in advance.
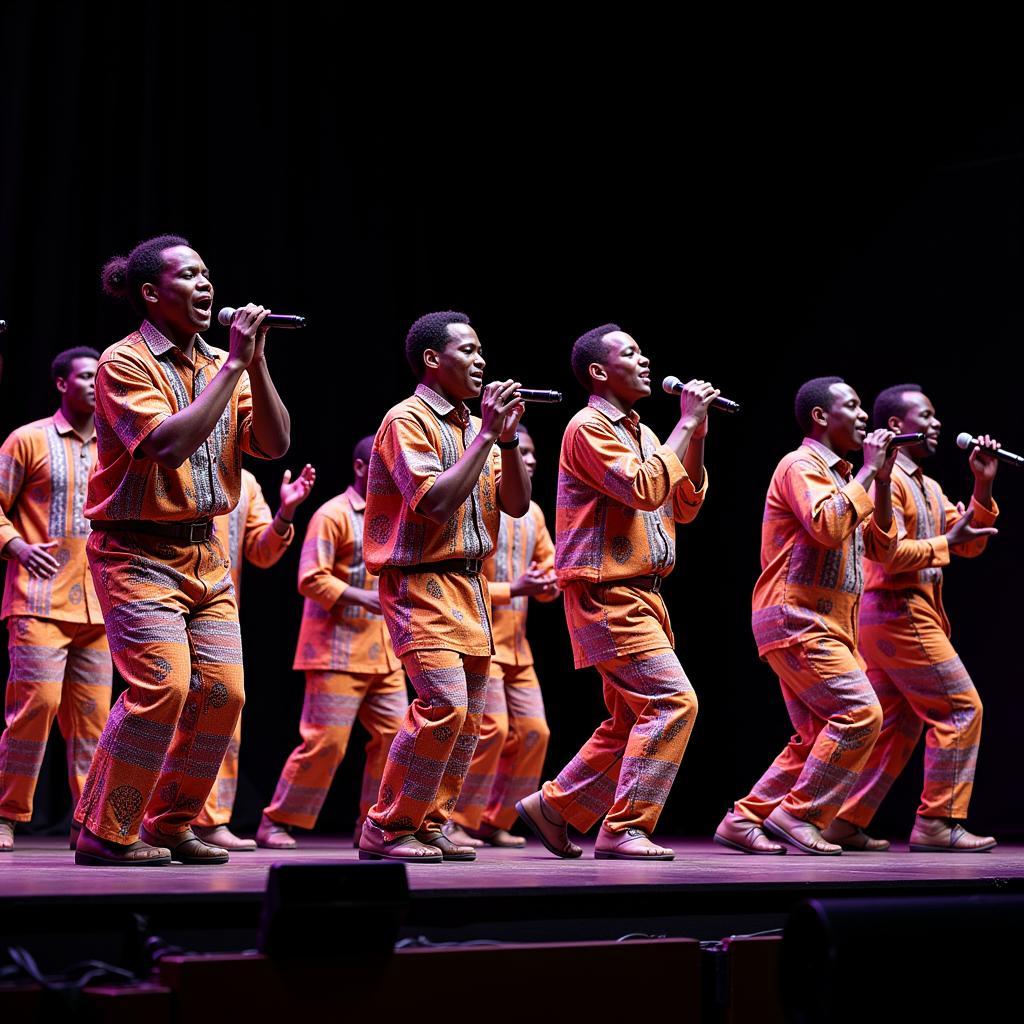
[293,486,399,673]
[485,502,557,667]
[0,410,102,623]
[86,320,268,524]
[751,437,897,657]
[554,395,708,585]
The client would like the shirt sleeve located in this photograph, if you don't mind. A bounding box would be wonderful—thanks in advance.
[781,457,874,549]
[944,490,999,559]
[96,353,172,457]
[568,419,687,512]
[531,503,559,604]
[242,475,293,568]
[0,429,28,553]
[235,373,273,460]
[872,477,950,573]
[378,414,444,513]
[297,506,350,612]
[672,465,709,524]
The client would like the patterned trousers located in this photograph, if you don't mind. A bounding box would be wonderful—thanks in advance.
[0,616,111,821]
[74,529,244,844]
[452,660,550,831]
[367,648,489,840]
[542,649,697,835]
[733,637,883,829]
[262,668,409,830]
[196,714,243,828]
[841,590,982,824]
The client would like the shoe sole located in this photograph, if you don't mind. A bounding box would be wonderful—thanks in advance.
[908,842,996,853]
[515,799,582,859]
[75,850,171,866]
[713,832,787,855]
[357,849,442,863]
[763,817,842,856]
[594,850,675,861]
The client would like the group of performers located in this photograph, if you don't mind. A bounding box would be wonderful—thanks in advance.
[0,234,1005,865]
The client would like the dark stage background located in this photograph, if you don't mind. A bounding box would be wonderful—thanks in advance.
[2,7,1022,840]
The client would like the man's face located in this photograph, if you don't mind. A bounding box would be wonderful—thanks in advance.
[519,432,536,478]
[890,390,940,458]
[144,245,214,337]
[822,382,869,454]
[431,322,486,401]
[592,331,651,403]
[57,357,97,415]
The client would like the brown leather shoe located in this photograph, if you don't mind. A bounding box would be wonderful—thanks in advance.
[714,810,787,855]
[821,818,890,852]
[594,827,674,860]
[74,826,171,866]
[357,818,442,863]
[763,807,841,855]
[909,816,996,853]
[255,813,297,850]
[461,822,526,848]
[0,818,14,852]
[417,830,476,861]
[441,821,486,848]
[515,791,582,859]
[194,824,257,851]
[141,826,229,864]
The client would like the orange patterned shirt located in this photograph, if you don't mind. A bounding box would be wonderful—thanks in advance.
[293,486,399,673]
[751,437,897,657]
[554,395,708,585]
[212,469,293,602]
[0,410,102,623]
[86,320,269,524]
[485,502,557,667]
[364,384,504,658]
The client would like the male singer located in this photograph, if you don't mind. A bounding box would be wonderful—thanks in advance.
[517,324,716,861]
[830,386,1001,851]
[358,312,529,863]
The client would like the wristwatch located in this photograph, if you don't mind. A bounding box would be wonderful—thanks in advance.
[496,433,520,450]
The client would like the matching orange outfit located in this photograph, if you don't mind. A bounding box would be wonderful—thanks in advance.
[196,469,293,828]
[74,321,269,844]
[541,395,706,836]
[0,411,111,822]
[452,502,556,832]
[363,384,504,841]
[263,485,408,831]
[734,438,897,829]
[840,452,997,825]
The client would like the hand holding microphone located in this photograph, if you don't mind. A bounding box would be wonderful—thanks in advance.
[957,433,1018,473]
[673,379,721,439]
[663,376,740,414]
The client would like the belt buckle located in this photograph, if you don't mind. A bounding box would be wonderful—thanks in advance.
[463,558,477,575]
[188,521,208,544]
[650,575,662,594]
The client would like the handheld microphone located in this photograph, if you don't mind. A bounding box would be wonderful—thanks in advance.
[956,432,1024,467]
[218,307,308,330]
[514,389,562,404]
[662,376,741,414]
[0,320,6,334]
[888,432,927,450]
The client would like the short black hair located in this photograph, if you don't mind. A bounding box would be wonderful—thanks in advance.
[51,346,101,382]
[101,234,191,317]
[571,323,620,391]
[352,435,375,465]
[794,376,845,433]
[873,383,923,430]
[404,311,471,378]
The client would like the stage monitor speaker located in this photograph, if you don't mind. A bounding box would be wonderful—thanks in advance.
[257,861,409,961]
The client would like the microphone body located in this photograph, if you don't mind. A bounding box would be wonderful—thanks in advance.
[888,432,927,450]
[218,307,307,330]
[662,376,741,414]
[514,389,562,404]
[956,432,1024,467]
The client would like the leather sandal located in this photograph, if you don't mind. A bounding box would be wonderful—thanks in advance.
[358,819,442,863]
[515,791,582,859]
[714,810,787,855]
[141,826,229,865]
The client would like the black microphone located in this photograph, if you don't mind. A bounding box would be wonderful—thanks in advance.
[889,432,927,450]
[956,432,1024,467]
[217,307,307,330]
[514,389,562,404]
[662,375,741,414]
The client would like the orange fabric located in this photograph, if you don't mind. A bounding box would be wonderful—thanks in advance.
[751,438,897,658]
[485,503,556,666]
[0,411,102,623]
[264,668,408,829]
[86,320,269,524]
[293,487,399,673]
[554,395,707,587]
[0,617,111,821]
[364,383,503,658]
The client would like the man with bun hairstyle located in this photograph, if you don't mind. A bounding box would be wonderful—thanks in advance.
[73,234,290,866]
[0,347,110,852]
[517,324,716,861]
[358,312,530,863]
[257,436,409,850]
[715,377,897,856]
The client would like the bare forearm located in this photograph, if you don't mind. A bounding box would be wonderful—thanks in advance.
[247,357,290,459]
[665,418,699,465]
[497,448,530,517]
[417,433,495,523]
[682,434,705,489]
[973,479,995,507]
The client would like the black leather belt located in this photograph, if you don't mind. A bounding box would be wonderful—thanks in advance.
[90,519,214,544]
[596,574,665,593]
[395,558,483,576]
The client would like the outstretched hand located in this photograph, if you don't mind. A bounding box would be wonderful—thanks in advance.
[280,464,316,516]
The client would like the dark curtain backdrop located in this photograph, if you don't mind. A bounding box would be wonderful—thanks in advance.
[2,5,1022,838]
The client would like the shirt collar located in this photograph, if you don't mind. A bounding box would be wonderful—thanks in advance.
[802,436,852,477]
[588,394,640,429]
[141,320,217,364]
[343,485,366,511]
[52,408,96,443]
[895,450,922,478]
[415,383,470,427]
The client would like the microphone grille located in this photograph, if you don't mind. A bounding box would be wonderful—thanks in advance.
[216,307,236,327]
[662,375,682,394]
[955,432,974,450]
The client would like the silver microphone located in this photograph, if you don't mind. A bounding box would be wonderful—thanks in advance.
[956,432,1023,467]
[218,307,307,330]
[514,389,562,403]
[662,376,740,414]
